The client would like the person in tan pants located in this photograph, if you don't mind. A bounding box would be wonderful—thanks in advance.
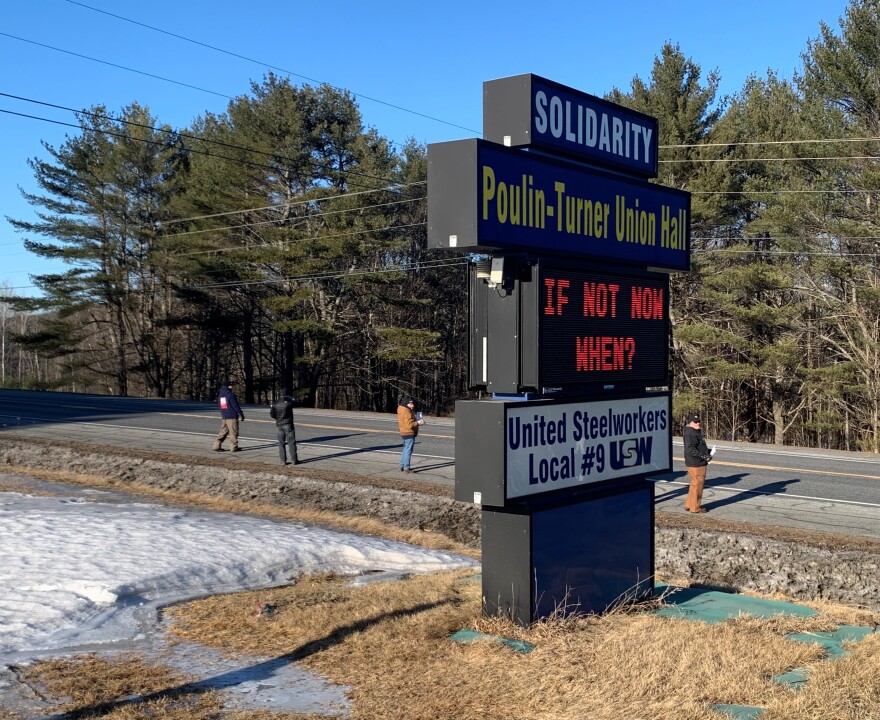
[683,412,712,513]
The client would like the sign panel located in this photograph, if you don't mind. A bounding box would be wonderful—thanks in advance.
[539,264,669,388]
[428,139,690,272]
[505,395,671,499]
[484,73,659,178]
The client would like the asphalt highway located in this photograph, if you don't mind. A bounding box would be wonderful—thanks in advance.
[1,389,878,541]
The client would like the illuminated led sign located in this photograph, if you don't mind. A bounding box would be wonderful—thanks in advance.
[484,74,659,178]
[427,139,690,272]
[538,264,669,388]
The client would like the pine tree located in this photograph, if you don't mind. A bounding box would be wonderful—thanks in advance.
[7,104,188,396]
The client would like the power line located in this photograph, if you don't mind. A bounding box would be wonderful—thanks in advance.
[694,248,880,256]
[3,256,465,294]
[188,256,469,290]
[35,2,880,159]
[0,32,231,99]
[0,92,406,190]
[162,182,426,227]
[8,105,878,211]
[0,107,426,233]
[6,91,880,226]
[0,106,290,176]
[662,155,880,163]
[63,0,480,136]
[0,107,406,198]
[7,95,879,203]
[664,137,880,149]
[163,206,426,245]
[170,221,428,266]
[691,189,878,195]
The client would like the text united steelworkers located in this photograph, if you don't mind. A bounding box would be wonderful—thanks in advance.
[507,406,668,450]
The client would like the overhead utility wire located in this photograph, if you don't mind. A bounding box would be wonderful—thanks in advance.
[163,200,425,241]
[6,106,871,201]
[0,107,304,177]
[64,0,480,136]
[7,107,878,251]
[9,109,875,237]
[7,30,877,161]
[6,92,876,185]
[0,107,410,200]
[163,183,426,227]
[0,92,404,190]
[190,256,469,290]
[692,189,877,195]
[174,221,428,261]
[3,256,468,294]
[0,108,427,230]
[0,105,428,233]
[662,155,880,164]
[188,255,465,286]
[4,97,878,237]
[0,33,231,99]
[664,137,880,149]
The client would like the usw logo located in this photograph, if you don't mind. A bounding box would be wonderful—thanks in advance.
[609,436,653,470]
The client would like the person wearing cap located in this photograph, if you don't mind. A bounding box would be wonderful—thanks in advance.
[397,398,424,473]
[683,412,712,512]
[213,379,245,453]
[269,388,299,466]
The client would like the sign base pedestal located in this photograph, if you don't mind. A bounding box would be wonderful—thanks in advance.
[481,481,654,626]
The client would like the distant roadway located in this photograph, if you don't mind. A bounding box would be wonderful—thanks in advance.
[0,389,878,541]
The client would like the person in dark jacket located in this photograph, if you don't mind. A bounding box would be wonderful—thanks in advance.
[270,388,299,466]
[683,412,712,512]
[213,379,245,452]
[397,398,424,472]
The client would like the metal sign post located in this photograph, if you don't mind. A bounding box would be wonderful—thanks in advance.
[430,74,689,625]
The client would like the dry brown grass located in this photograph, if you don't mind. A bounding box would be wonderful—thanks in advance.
[11,570,880,719]
[13,653,332,720]
[160,571,880,720]
[15,654,225,719]
[0,467,113,496]
[5,459,880,719]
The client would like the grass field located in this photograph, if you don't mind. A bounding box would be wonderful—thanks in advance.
[9,570,879,720]
[3,467,880,719]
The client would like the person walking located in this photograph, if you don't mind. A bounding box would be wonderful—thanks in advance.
[683,411,712,513]
[270,388,299,466]
[397,398,424,473]
[213,379,245,453]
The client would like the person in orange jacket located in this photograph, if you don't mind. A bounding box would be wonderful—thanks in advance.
[397,398,424,472]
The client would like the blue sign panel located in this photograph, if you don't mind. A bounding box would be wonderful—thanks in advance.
[484,74,659,178]
[427,139,690,272]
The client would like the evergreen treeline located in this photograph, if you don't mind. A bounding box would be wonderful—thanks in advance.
[4,1,880,451]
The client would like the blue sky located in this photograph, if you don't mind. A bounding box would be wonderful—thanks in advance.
[1,0,852,297]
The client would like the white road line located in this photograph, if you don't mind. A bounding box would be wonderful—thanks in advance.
[653,479,880,509]
[0,419,456,461]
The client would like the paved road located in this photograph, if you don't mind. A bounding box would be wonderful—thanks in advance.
[1,389,879,541]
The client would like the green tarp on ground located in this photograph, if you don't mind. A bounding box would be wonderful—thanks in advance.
[711,703,765,719]
[449,628,535,654]
[785,625,877,659]
[654,583,819,624]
